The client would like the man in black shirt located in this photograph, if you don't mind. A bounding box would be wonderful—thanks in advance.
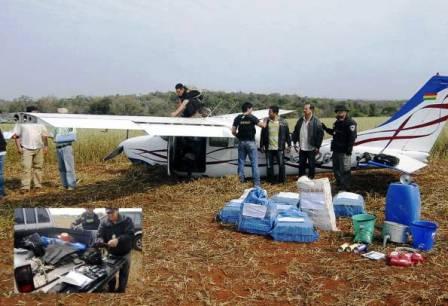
[232,102,266,186]
[96,208,134,293]
[322,105,357,191]
[171,83,203,118]
[71,208,100,230]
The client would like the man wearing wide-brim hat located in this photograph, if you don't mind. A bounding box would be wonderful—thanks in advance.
[322,104,357,191]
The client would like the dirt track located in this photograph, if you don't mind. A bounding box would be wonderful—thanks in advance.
[0,160,447,305]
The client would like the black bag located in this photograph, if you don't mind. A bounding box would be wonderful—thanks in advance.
[82,248,103,265]
[373,154,399,167]
[21,233,45,257]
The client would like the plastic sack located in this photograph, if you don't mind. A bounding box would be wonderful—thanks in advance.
[297,177,338,231]
[270,208,319,243]
[333,192,365,217]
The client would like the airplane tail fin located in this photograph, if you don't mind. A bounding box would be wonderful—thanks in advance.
[355,75,448,156]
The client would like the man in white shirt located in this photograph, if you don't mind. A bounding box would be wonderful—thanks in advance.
[13,106,49,191]
[292,103,324,179]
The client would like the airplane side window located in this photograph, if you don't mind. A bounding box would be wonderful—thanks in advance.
[209,137,230,148]
[15,209,24,225]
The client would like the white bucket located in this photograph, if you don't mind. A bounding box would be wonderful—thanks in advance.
[382,221,409,246]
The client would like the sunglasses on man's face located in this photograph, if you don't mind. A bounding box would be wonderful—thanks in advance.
[106,211,115,215]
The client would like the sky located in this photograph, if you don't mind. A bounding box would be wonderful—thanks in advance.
[1,0,448,100]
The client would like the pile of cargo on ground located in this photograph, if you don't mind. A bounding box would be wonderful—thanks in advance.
[216,176,438,267]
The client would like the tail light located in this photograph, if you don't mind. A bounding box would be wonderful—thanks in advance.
[15,264,35,293]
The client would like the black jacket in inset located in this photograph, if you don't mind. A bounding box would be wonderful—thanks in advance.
[96,214,134,256]
[0,128,6,153]
[323,116,357,154]
[291,116,324,149]
[72,212,100,230]
[260,117,291,151]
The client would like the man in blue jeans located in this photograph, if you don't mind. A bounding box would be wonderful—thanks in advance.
[232,102,266,186]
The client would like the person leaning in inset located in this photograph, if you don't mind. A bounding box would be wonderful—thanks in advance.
[171,83,204,118]
[232,102,267,186]
[292,103,324,179]
[260,105,291,184]
[322,104,357,191]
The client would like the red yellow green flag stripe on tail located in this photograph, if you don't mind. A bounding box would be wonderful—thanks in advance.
[424,93,437,100]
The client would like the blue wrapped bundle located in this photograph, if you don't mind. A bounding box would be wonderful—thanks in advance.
[270,192,300,210]
[237,188,276,235]
[237,201,277,235]
[332,192,365,217]
[270,208,319,243]
[217,200,242,225]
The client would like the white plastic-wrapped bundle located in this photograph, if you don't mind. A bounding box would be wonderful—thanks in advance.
[333,192,365,217]
[270,208,319,242]
[270,192,300,210]
[297,176,338,231]
[237,188,277,235]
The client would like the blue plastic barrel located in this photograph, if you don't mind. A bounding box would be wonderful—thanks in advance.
[410,221,438,251]
[385,183,421,225]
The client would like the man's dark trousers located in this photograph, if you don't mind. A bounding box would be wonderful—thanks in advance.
[298,150,316,179]
[266,150,286,183]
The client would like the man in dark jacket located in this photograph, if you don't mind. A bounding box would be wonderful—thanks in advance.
[71,208,100,230]
[171,83,204,118]
[322,105,357,191]
[260,105,291,183]
[292,103,324,179]
[96,208,134,293]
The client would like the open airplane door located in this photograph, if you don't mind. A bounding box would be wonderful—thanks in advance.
[167,136,175,176]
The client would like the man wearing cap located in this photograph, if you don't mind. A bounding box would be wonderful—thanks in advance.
[322,105,357,191]
[96,208,134,293]
[71,208,100,230]
[292,103,324,179]
[52,108,77,190]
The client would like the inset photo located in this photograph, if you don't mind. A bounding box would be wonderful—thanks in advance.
[13,207,142,293]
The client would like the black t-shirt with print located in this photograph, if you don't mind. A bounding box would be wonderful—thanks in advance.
[233,114,260,141]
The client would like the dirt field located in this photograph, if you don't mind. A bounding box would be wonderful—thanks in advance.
[1,159,447,305]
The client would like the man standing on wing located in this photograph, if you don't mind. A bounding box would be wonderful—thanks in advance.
[292,103,324,179]
[260,105,291,183]
[232,102,266,186]
[322,104,357,191]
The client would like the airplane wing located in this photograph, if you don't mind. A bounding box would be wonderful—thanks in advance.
[213,109,295,120]
[22,113,235,138]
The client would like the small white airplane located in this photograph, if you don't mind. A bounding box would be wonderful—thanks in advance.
[15,74,448,178]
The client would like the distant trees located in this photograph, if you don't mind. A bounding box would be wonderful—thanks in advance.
[0,91,403,118]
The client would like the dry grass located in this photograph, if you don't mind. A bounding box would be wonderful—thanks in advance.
[1,157,448,305]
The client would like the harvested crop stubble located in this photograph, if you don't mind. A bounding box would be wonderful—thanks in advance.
[1,158,448,304]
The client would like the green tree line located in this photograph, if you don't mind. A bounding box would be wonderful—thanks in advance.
[0,92,404,119]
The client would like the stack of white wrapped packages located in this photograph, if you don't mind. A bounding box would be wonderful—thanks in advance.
[297,176,338,231]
